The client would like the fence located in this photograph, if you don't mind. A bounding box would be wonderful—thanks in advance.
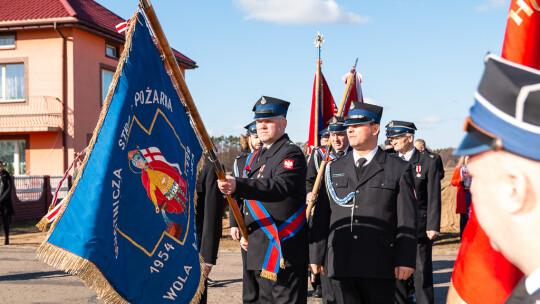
[10,175,72,222]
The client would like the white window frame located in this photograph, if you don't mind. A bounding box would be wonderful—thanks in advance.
[105,44,118,58]
[0,34,15,50]
[0,63,25,102]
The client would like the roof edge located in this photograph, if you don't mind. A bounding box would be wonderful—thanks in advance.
[59,0,77,17]
[0,17,79,27]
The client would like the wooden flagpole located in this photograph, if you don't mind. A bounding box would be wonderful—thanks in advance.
[306,60,358,220]
[139,0,248,240]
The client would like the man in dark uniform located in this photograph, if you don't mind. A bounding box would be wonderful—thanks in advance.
[386,121,441,304]
[306,116,351,302]
[218,96,308,304]
[309,101,418,304]
[453,55,540,304]
[0,161,14,245]
[414,139,445,180]
[195,152,225,304]
[230,121,262,303]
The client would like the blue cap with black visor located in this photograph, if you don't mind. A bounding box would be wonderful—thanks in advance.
[252,96,290,120]
[454,54,540,161]
[244,121,257,135]
[327,116,347,133]
[385,121,417,138]
[343,101,383,126]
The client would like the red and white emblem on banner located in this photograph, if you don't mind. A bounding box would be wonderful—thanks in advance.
[115,20,130,33]
[283,159,294,169]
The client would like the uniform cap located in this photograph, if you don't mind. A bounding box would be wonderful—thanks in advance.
[455,54,540,161]
[327,116,347,133]
[244,121,257,135]
[319,127,330,138]
[252,96,290,120]
[344,101,383,126]
[385,120,417,138]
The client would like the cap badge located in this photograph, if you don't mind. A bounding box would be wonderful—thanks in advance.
[261,97,267,105]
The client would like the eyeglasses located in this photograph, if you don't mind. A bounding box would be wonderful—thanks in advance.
[463,117,503,150]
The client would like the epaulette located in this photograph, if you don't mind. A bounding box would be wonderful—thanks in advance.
[429,154,434,158]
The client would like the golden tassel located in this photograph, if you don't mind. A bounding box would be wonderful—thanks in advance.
[35,217,50,232]
[280,258,286,269]
[260,269,278,281]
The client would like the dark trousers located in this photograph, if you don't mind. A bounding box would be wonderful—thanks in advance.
[199,279,208,304]
[241,248,260,303]
[1,215,9,244]
[332,277,395,304]
[396,237,434,304]
[255,264,307,304]
[459,191,471,240]
[321,266,336,303]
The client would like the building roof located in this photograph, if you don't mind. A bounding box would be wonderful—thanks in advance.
[0,0,197,69]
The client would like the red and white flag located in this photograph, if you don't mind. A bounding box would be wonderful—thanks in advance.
[341,70,364,117]
[115,20,130,33]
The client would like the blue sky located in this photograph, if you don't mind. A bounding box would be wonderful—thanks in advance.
[97,0,510,149]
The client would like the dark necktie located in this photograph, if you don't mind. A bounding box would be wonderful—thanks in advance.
[258,147,267,162]
[356,158,367,179]
[337,151,345,158]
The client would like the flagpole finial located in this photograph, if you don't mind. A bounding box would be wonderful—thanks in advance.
[314,30,324,49]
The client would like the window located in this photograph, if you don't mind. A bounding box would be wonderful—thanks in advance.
[106,44,118,58]
[0,140,26,175]
[101,69,114,104]
[0,34,15,49]
[0,63,25,101]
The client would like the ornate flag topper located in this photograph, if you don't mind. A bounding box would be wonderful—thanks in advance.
[314,30,324,49]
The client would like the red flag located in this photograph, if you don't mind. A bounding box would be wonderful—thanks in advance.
[450,0,540,302]
[308,71,337,149]
[341,70,364,116]
[502,0,540,68]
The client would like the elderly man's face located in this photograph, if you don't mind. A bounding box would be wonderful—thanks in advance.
[330,132,348,151]
[256,117,286,145]
[390,134,413,153]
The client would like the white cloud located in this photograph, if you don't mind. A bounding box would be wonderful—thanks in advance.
[476,0,507,11]
[234,0,370,25]
[418,116,444,124]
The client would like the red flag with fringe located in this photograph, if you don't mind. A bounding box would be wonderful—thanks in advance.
[341,70,364,116]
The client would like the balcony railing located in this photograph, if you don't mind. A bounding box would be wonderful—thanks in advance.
[0,96,63,131]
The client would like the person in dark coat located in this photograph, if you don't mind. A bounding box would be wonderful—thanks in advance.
[305,116,351,302]
[195,153,225,304]
[414,139,445,181]
[218,96,308,304]
[229,122,262,303]
[0,161,14,245]
[453,55,540,304]
[386,121,441,304]
[309,101,418,304]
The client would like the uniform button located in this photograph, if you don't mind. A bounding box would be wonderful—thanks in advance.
[248,227,252,232]
[245,212,249,215]
[353,235,358,239]
[390,243,394,247]
[354,219,358,223]
[356,190,359,194]
[355,205,359,208]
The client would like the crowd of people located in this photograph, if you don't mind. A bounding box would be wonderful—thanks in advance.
[194,93,445,304]
[198,54,540,304]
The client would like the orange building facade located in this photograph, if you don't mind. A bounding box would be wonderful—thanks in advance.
[0,0,196,176]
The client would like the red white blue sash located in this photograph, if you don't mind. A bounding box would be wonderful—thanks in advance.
[243,150,306,281]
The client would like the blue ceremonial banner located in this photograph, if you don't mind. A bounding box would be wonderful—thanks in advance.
[37,13,204,304]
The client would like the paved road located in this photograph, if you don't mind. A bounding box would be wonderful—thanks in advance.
[0,243,456,304]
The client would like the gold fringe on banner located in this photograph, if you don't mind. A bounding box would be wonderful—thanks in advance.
[36,12,138,304]
[36,217,50,232]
